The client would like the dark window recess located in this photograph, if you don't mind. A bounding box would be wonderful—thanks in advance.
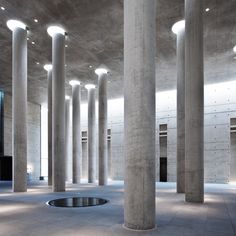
[0,156,12,180]
[160,157,167,182]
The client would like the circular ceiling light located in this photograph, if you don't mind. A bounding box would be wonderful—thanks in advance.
[65,95,70,100]
[44,64,52,71]
[205,8,210,12]
[69,80,80,86]
[34,19,38,23]
[6,20,26,31]
[171,20,185,34]
[47,26,66,37]
[95,68,108,76]
[233,45,236,53]
[85,84,96,90]
[1,6,5,10]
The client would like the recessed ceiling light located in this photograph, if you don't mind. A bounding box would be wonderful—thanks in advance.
[205,8,210,12]
[234,56,236,60]
[47,26,66,37]
[85,84,96,90]
[69,80,81,86]
[44,64,52,71]
[89,65,93,68]
[6,20,26,31]
[233,45,236,53]
[32,41,35,45]
[34,19,38,23]
[95,68,108,76]
[1,6,5,10]
[172,20,185,34]
[65,95,70,100]
[27,38,29,40]
[65,45,68,48]
[65,64,67,67]
[36,62,40,65]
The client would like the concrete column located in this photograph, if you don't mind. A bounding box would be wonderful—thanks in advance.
[44,64,53,186]
[7,20,28,192]
[65,96,70,181]
[185,0,204,203]
[85,84,96,183]
[108,137,112,179]
[69,80,81,184]
[172,21,185,193]
[96,68,108,186]
[47,26,66,192]
[124,0,156,230]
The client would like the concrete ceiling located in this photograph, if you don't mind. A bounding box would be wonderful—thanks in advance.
[0,0,236,105]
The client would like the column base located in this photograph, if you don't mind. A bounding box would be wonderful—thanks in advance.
[123,223,156,232]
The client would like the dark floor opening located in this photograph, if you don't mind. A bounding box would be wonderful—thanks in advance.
[47,197,108,207]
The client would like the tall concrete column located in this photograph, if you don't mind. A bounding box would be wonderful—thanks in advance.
[47,26,66,192]
[69,80,81,184]
[185,0,204,203]
[172,21,185,193]
[44,64,53,186]
[85,84,96,183]
[96,68,108,186]
[124,0,156,230]
[7,20,28,192]
[65,96,70,181]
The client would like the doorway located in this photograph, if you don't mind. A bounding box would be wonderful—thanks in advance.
[159,124,167,182]
[160,157,167,182]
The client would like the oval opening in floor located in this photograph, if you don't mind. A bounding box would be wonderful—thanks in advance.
[47,197,108,207]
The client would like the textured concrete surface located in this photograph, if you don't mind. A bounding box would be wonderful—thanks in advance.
[47,68,52,186]
[72,85,81,184]
[78,80,236,183]
[65,99,70,181]
[87,88,96,183]
[175,24,185,194]
[0,1,235,105]
[4,95,40,181]
[12,27,28,192]
[0,181,236,236]
[185,0,204,203]
[124,0,156,230]
[51,32,65,192]
[98,73,108,186]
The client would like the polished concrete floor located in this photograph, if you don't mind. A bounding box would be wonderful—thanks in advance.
[0,180,236,236]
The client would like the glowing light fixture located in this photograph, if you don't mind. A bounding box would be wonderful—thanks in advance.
[172,20,185,34]
[95,68,108,76]
[47,26,65,37]
[34,19,38,23]
[69,80,80,86]
[32,41,35,45]
[85,84,96,90]
[233,45,236,53]
[65,95,70,100]
[44,64,52,71]
[6,20,26,31]
[1,6,5,10]
[205,8,210,12]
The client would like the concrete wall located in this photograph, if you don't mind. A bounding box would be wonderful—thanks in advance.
[78,81,236,183]
[4,94,41,180]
